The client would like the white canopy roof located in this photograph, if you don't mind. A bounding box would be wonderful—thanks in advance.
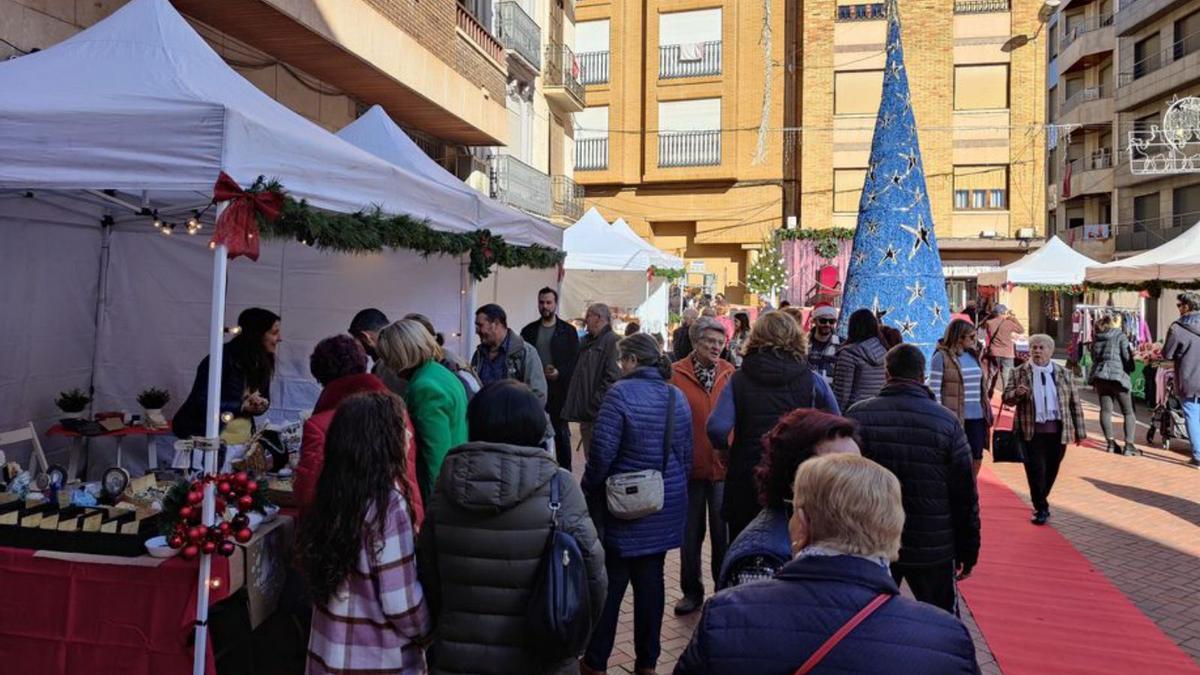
[564,208,683,271]
[337,105,561,248]
[977,236,1098,287]
[0,0,553,247]
[1085,220,1200,285]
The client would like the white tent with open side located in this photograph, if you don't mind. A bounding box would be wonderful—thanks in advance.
[337,106,562,333]
[977,236,1098,288]
[562,208,683,336]
[1084,220,1200,286]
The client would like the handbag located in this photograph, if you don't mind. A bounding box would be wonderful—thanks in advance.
[526,473,592,658]
[991,402,1027,463]
[605,387,676,520]
[793,593,891,675]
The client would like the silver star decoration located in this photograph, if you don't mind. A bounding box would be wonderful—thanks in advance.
[906,280,925,304]
[853,250,868,267]
[889,60,904,80]
[865,190,879,207]
[881,244,898,265]
[865,219,880,235]
[909,184,926,209]
[897,318,918,337]
[932,304,944,322]
[899,216,933,259]
[880,112,895,129]
[871,295,893,319]
[900,150,918,173]
[867,163,878,184]
[890,170,904,187]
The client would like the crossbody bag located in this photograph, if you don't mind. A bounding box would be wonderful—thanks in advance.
[605,387,676,520]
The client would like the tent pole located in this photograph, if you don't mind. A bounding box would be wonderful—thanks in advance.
[460,257,478,363]
[193,219,228,675]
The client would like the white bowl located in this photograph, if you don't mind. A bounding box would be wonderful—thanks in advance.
[145,535,180,558]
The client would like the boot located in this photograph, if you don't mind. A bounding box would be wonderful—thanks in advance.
[579,661,605,675]
[1123,443,1141,457]
[1106,439,1120,454]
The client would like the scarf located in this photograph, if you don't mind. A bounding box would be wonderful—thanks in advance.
[692,354,717,393]
[1031,362,1060,423]
[793,544,889,570]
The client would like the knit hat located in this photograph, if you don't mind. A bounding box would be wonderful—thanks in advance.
[811,304,838,320]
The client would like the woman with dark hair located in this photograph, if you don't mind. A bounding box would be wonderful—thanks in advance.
[930,319,993,477]
[581,333,692,675]
[1089,313,1138,456]
[833,308,888,410]
[728,312,751,368]
[418,380,605,674]
[298,392,430,674]
[880,325,904,350]
[717,409,860,589]
[173,307,281,442]
[294,335,423,524]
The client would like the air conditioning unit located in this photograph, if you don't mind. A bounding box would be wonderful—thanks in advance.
[1016,227,1036,240]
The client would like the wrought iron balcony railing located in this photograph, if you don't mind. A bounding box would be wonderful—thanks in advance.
[1060,85,1108,115]
[575,137,609,171]
[1119,28,1200,85]
[659,41,722,79]
[544,43,584,103]
[497,2,541,71]
[578,50,610,85]
[552,175,584,221]
[492,153,551,216]
[1062,14,1113,49]
[658,130,721,168]
[954,0,1010,13]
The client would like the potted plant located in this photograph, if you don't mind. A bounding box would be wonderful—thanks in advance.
[137,387,171,429]
[55,388,91,419]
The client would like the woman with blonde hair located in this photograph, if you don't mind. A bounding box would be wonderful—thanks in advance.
[707,310,839,541]
[377,319,468,501]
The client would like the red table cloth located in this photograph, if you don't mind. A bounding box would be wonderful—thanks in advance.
[0,546,230,675]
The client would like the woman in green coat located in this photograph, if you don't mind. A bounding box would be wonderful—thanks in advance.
[378,319,469,500]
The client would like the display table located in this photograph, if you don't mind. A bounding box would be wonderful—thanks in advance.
[47,423,173,479]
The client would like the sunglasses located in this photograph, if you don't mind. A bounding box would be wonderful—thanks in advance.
[816,318,837,325]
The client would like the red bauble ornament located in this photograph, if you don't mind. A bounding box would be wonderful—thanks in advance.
[237,495,254,512]
[234,528,253,544]
[187,526,204,543]
[245,480,259,494]
[178,505,194,521]
[234,472,249,486]
[217,481,232,496]
[202,541,217,555]
[168,535,185,549]
[215,498,227,512]
[219,541,236,557]
[187,490,204,505]
[231,514,249,530]
[188,510,202,525]
[182,545,200,560]
[218,521,232,536]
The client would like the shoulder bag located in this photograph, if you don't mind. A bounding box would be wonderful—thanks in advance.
[793,593,891,675]
[605,387,676,520]
[526,472,592,658]
[990,399,1027,463]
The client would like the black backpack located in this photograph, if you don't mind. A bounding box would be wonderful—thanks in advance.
[525,472,592,659]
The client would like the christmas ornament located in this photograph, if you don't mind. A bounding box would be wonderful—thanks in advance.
[159,471,272,558]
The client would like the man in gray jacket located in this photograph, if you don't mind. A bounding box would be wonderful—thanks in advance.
[562,303,622,456]
[472,304,547,403]
[1163,291,1200,468]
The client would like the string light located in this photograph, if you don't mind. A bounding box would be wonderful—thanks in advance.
[186,213,201,235]
[209,241,217,250]
[208,577,222,589]
[225,326,242,335]
[160,222,175,236]
[152,210,163,230]
[221,412,234,423]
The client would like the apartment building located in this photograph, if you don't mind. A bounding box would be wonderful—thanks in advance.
[573,0,794,302]
[4,0,581,223]
[803,0,1047,319]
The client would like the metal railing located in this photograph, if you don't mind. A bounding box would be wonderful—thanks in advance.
[1066,149,1114,173]
[551,175,584,220]
[456,4,504,63]
[578,51,610,85]
[497,2,541,71]
[1060,84,1108,115]
[836,3,886,21]
[658,130,721,168]
[492,154,551,216]
[659,41,722,79]
[1061,14,1114,48]
[954,0,1010,13]
[1119,28,1200,85]
[1117,216,1188,251]
[544,43,584,102]
[575,137,609,171]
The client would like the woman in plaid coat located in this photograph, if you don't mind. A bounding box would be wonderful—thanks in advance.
[1002,334,1087,526]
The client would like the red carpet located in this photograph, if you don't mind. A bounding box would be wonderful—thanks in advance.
[959,468,1200,674]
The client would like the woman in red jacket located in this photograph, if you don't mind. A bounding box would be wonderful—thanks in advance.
[295,335,424,527]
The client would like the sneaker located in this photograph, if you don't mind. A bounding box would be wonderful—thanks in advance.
[1031,510,1049,525]
[674,595,703,616]
[1122,443,1141,457]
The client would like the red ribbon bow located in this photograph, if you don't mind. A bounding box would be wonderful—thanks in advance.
[210,172,284,261]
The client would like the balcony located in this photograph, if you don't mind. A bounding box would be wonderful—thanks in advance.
[658,130,722,168]
[578,51,610,85]
[497,2,541,72]
[575,137,609,171]
[544,44,585,112]
[492,154,551,216]
[1116,30,1200,111]
[1116,216,1189,251]
[1058,15,1113,74]
[658,41,723,79]
[836,3,886,21]
[1058,85,1113,127]
[457,4,504,64]
[954,0,1010,13]
[1115,0,1191,37]
[551,175,584,222]
[1063,149,1115,197]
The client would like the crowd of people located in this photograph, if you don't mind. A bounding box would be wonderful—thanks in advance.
[166,288,1200,674]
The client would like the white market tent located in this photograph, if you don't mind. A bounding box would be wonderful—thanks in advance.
[337,106,561,333]
[977,236,1099,287]
[1084,220,1200,286]
[562,208,684,335]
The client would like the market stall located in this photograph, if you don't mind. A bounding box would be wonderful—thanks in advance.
[562,208,683,337]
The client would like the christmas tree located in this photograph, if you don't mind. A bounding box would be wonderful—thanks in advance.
[837,0,951,360]
[747,235,788,303]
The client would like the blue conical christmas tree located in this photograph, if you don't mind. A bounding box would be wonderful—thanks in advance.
[837,0,951,360]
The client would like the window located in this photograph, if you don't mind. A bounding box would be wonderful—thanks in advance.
[1048,20,1059,59]
[1099,63,1113,91]
[659,8,722,45]
[1047,85,1058,120]
[658,98,722,167]
[1176,11,1200,60]
[1067,206,1084,229]
[953,165,1008,210]
[658,98,721,132]
[1063,76,1084,102]
[954,65,1009,110]
[659,9,722,78]
[573,106,609,171]
[834,168,868,212]
[1133,33,1161,79]
[1173,184,1200,229]
[834,70,884,115]
[1133,193,1160,230]
[576,20,610,53]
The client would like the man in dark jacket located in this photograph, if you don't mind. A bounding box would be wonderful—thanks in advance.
[521,287,581,470]
[672,308,699,361]
[563,303,622,456]
[1163,291,1200,468]
[845,344,981,614]
[471,303,547,402]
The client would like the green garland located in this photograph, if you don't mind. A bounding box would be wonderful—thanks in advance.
[245,177,565,281]
[651,266,686,282]
[775,227,855,260]
[995,283,1085,294]
[1085,279,1200,295]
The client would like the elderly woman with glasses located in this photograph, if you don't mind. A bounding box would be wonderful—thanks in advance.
[1002,334,1086,525]
[930,319,993,478]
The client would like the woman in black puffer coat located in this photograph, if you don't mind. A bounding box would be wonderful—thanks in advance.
[1090,313,1138,456]
[418,381,606,674]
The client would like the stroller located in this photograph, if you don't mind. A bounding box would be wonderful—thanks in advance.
[1146,371,1191,450]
